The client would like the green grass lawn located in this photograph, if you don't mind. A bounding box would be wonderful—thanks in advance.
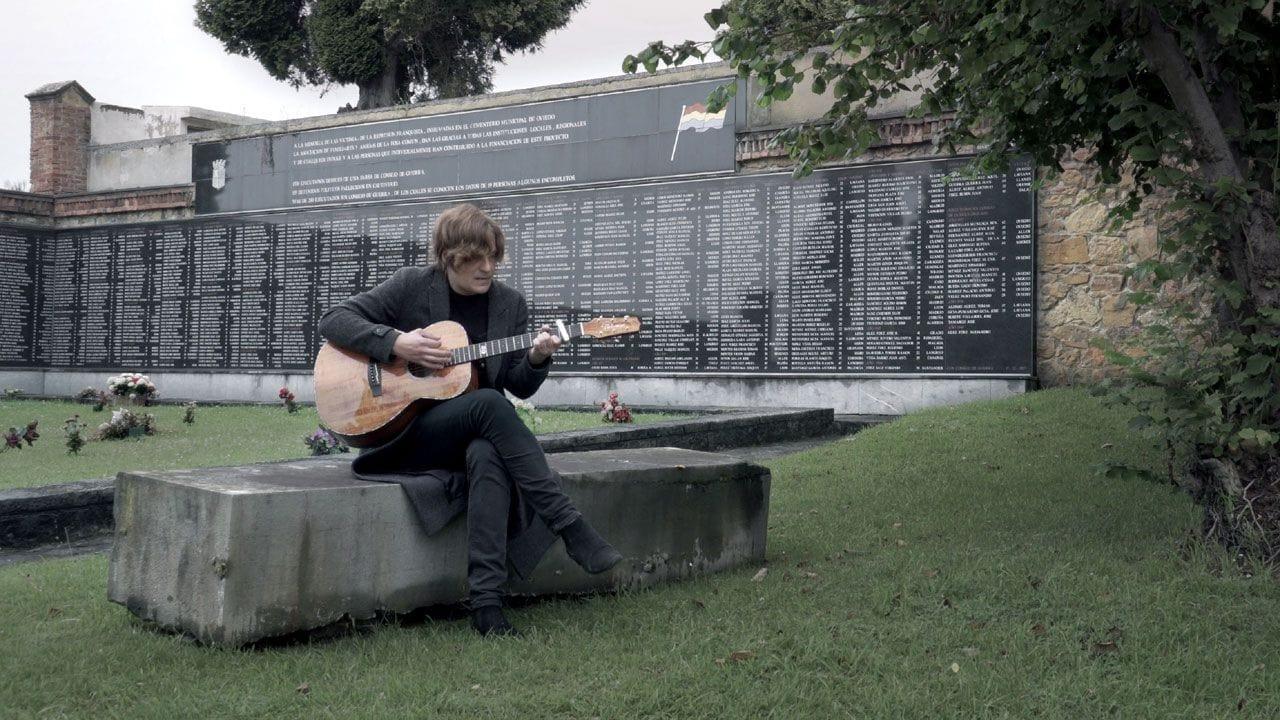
[0,400,687,491]
[4,388,1280,718]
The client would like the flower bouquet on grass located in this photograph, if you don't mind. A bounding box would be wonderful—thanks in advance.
[305,426,349,456]
[3,421,39,450]
[600,391,633,423]
[279,387,299,413]
[75,387,111,411]
[96,407,157,440]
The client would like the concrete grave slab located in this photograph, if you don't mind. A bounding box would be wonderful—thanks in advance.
[107,448,770,646]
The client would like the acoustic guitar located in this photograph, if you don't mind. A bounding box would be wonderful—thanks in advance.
[313,316,641,448]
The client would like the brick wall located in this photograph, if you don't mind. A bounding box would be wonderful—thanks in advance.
[26,82,93,195]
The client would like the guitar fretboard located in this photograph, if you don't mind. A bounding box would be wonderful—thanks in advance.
[447,322,585,366]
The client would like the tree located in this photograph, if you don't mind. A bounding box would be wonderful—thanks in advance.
[195,0,585,109]
[629,1,1280,559]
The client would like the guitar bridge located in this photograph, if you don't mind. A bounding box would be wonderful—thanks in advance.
[367,361,383,397]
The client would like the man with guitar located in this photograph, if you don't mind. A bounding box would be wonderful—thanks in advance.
[317,203,622,637]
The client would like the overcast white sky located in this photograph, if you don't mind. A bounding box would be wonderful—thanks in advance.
[0,1,721,187]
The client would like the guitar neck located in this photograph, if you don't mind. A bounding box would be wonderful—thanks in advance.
[447,322,586,366]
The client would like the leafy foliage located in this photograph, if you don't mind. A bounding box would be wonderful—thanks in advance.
[195,0,586,108]
[64,415,85,455]
[628,1,1280,556]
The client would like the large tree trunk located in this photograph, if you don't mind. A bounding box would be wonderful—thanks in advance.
[1192,456,1280,565]
[1136,3,1280,559]
[356,47,407,110]
[1245,191,1280,312]
[1136,4,1279,314]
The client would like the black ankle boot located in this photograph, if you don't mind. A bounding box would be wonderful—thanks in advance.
[471,606,519,637]
[559,516,623,574]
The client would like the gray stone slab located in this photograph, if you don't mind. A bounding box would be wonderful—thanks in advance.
[1,408,816,550]
[0,478,114,548]
[107,448,769,646]
[539,407,834,452]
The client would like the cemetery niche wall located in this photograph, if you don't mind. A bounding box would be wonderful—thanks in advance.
[0,75,1036,410]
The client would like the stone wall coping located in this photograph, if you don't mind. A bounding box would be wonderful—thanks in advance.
[26,80,95,103]
[0,185,194,222]
[89,64,736,154]
[97,103,144,116]
[0,190,55,217]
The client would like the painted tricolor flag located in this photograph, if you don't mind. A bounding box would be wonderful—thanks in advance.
[677,102,727,132]
[670,102,728,161]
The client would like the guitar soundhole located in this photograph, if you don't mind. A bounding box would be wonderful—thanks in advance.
[407,363,431,378]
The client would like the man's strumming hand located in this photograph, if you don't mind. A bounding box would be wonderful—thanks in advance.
[393,329,453,370]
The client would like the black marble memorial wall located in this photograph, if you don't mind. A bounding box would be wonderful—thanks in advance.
[193,78,740,214]
[0,156,1035,376]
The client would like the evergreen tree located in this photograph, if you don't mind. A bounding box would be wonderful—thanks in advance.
[195,0,585,109]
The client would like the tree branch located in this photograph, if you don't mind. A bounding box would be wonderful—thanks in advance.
[1134,3,1269,315]
[1192,27,1247,173]
[1134,5,1241,183]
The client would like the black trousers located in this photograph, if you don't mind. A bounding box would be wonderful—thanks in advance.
[397,388,580,608]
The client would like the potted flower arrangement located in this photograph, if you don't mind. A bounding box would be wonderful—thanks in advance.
[107,373,158,406]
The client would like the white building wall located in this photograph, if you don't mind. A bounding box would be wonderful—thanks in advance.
[88,141,193,191]
[89,104,147,145]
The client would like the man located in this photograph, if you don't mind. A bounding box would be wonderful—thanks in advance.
[317,203,622,637]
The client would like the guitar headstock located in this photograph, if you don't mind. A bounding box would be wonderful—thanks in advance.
[582,315,641,339]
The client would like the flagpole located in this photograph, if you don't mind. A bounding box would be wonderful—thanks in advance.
[669,104,686,162]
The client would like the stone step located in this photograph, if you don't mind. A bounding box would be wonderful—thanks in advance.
[107,448,770,646]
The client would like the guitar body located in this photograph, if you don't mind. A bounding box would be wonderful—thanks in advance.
[314,313,640,449]
[313,320,475,448]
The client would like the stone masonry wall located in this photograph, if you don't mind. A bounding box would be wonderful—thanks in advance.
[1035,149,1168,386]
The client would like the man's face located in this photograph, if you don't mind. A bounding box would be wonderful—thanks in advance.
[446,253,496,295]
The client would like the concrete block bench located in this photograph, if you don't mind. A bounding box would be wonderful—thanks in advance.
[107,447,770,646]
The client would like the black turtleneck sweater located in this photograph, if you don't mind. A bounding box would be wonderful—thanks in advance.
[449,286,491,388]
